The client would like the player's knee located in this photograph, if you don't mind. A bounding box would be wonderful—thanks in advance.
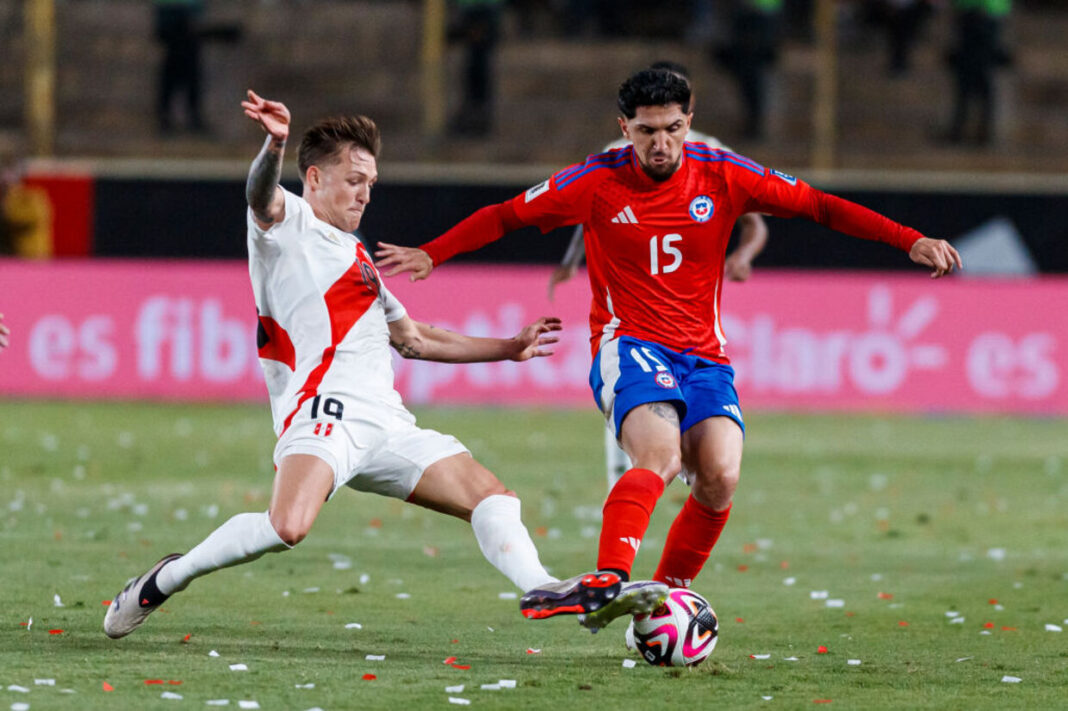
[270,514,312,547]
[693,457,740,498]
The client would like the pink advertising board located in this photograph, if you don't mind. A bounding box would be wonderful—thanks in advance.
[1,259,1065,414]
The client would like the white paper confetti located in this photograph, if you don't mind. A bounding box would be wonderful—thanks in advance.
[54,593,64,607]
[950,617,965,624]
[498,592,517,600]
[980,630,992,635]
[945,611,960,617]
[12,703,30,711]
[526,648,541,654]
[480,684,501,690]
[295,683,315,689]
[448,698,471,706]
[751,654,771,660]
[359,574,370,584]
[229,663,248,671]
[761,696,773,701]
[810,590,829,600]
[25,617,33,631]
[1045,624,1063,632]
[784,656,799,661]
[162,691,184,700]
[395,593,411,599]
[498,680,516,689]
[344,623,363,629]
[956,657,973,663]
[1001,676,1022,683]
[445,685,464,693]
[847,659,862,666]
[783,577,796,586]
[209,650,220,657]
[302,587,320,594]
[365,654,385,661]
[622,659,637,668]
[994,604,1005,611]
[987,548,1006,561]
[7,686,29,693]
[826,599,845,608]
[34,679,55,686]
[238,702,260,710]
[205,700,230,706]
[487,627,494,632]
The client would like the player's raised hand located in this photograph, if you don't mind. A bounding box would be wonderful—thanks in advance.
[242,90,290,142]
[510,317,563,361]
[375,242,434,281]
[909,237,963,279]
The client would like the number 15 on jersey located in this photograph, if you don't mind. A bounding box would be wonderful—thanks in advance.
[650,234,683,275]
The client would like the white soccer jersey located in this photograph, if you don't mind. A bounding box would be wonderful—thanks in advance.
[248,188,407,436]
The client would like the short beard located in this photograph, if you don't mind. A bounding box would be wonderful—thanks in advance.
[639,157,681,182]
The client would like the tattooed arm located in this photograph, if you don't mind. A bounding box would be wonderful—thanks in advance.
[241,90,290,229]
[387,315,562,364]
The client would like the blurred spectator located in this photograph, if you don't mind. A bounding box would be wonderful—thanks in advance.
[448,0,504,137]
[0,152,52,259]
[154,0,207,135]
[944,0,1012,145]
[0,313,8,353]
[875,0,934,76]
[712,0,782,141]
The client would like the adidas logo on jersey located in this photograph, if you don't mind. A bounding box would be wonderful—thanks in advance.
[610,206,639,224]
[619,536,642,552]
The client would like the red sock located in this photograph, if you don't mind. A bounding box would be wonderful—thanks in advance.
[597,468,665,576]
[653,497,731,588]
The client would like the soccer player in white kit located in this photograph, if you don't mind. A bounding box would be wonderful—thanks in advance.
[103,91,622,639]
[545,62,769,493]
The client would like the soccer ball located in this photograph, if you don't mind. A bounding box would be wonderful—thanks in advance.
[625,588,718,667]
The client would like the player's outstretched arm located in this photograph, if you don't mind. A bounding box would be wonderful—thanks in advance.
[909,237,963,279]
[724,212,768,282]
[388,315,562,363]
[375,243,434,281]
[242,89,290,229]
[0,313,9,352]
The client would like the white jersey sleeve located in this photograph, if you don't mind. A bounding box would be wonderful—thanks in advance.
[379,283,407,323]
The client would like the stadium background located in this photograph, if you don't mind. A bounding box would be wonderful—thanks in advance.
[2,3,1067,708]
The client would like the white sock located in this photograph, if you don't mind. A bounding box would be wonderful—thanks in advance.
[156,511,289,595]
[605,426,632,492]
[470,494,557,592]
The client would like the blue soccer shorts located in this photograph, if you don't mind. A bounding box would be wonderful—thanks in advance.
[590,336,744,438]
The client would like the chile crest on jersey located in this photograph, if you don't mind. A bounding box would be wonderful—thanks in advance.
[688,195,714,223]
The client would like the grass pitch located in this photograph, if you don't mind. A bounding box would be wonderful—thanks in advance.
[2,401,1066,710]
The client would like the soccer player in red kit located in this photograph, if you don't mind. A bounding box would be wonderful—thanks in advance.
[376,69,962,631]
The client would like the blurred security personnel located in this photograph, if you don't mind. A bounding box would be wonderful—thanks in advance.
[944,0,1012,144]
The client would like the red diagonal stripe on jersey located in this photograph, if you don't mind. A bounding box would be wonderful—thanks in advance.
[258,315,296,370]
[280,245,378,436]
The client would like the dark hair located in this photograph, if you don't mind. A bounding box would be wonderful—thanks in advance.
[617,69,691,119]
[297,115,381,179]
[648,60,691,82]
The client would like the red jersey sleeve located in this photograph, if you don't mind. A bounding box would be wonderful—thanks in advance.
[419,159,596,266]
[733,164,924,252]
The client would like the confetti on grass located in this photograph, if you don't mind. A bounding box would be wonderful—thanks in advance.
[365,655,385,661]
[448,698,471,706]
[1045,624,1062,632]
[847,659,862,666]
[102,682,114,692]
[238,702,261,709]
[34,679,55,686]
[1001,676,1022,684]
[445,685,464,693]
[205,700,229,706]
[622,659,637,668]
[161,691,183,700]
[344,623,363,629]
[817,646,829,654]
[229,664,248,671]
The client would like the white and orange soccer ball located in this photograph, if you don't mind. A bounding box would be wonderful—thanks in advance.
[625,588,719,667]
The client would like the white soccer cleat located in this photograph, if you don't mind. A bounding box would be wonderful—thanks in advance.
[580,580,669,632]
[103,554,182,639]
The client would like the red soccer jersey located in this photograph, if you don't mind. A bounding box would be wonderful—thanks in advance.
[421,143,924,363]
[510,144,922,361]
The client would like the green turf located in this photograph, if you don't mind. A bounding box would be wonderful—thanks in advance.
[2,401,1066,709]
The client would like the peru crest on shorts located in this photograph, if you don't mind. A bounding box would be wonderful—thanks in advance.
[688,195,714,223]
